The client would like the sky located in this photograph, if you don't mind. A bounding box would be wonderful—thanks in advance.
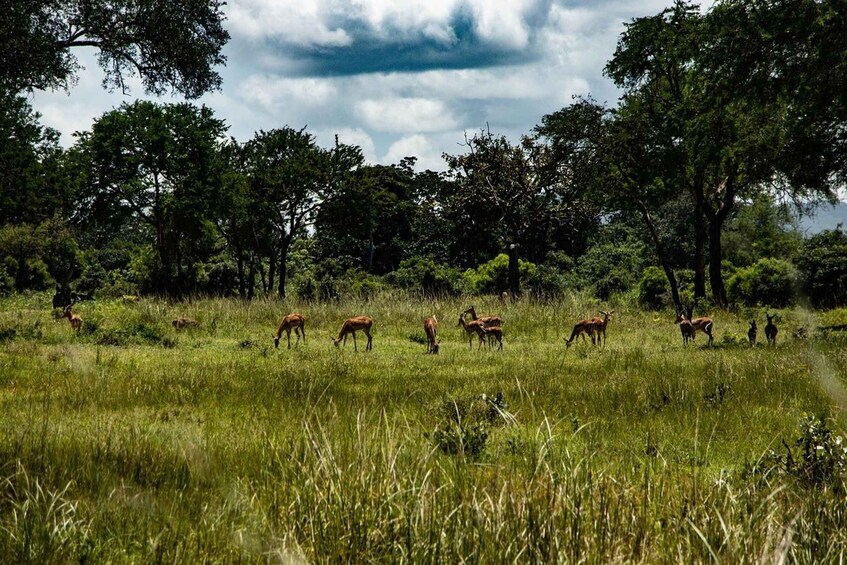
[30,0,691,171]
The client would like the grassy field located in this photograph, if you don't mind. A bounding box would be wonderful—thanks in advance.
[1,292,846,562]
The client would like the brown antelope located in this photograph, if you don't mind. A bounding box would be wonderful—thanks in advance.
[172,316,199,330]
[748,320,757,346]
[61,303,83,333]
[333,316,373,351]
[674,308,714,346]
[765,313,778,346]
[589,310,613,347]
[458,315,488,349]
[564,318,595,348]
[273,313,306,349]
[424,315,439,354]
[462,305,502,328]
[482,325,503,351]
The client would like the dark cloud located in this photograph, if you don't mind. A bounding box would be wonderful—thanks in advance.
[267,1,554,77]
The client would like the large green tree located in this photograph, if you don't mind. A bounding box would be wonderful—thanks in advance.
[74,101,227,294]
[0,0,229,97]
[242,128,363,298]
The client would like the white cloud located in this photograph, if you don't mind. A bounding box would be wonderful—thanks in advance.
[383,134,442,169]
[355,97,458,134]
[239,75,338,114]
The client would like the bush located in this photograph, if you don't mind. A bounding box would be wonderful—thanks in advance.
[389,257,463,295]
[576,242,645,299]
[0,263,13,296]
[795,228,847,308]
[727,258,798,307]
[758,415,847,488]
[638,267,669,309]
[462,254,536,295]
[430,392,514,459]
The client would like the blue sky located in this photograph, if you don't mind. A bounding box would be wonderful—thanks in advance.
[31,0,687,170]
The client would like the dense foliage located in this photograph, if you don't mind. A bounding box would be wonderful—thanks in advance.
[0,0,845,310]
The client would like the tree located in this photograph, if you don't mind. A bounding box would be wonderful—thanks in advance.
[538,96,687,310]
[0,0,229,98]
[0,93,69,225]
[443,131,574,295]
[243,128,363,298]
[605,1,800,307]
[74,101,227,294]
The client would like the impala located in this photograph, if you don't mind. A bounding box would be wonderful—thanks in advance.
[62,303,82,333]
[172,316,199,330]
[462,305,502,328]
[765,313,778,346]
[674,308,714,346]
[333,316,373,351]
[589,310,613,347]
[273,313,306,349]
[424,315,439,354]
[748,320,757,346]
[565,317,595,348]
[458,315,487,349]
[482,325,503,351]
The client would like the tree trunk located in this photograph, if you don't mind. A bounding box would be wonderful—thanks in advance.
[247,255,256,299]
[693,199,707,300]
[278,239,290,299]
[708,220,728,307]
[236,249,245,298]
[637,200,682,311]
[507,246,520,296]
[267,251,276,296]
[366,233,374,273]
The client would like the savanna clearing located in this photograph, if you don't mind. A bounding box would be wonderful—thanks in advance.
[1,293,847,563]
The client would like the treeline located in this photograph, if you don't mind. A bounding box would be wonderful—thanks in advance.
[1,0,847,309]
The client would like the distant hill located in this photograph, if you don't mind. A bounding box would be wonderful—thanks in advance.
[797,201,847,234]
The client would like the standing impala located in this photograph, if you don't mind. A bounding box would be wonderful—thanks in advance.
[273,313,306,349]
[481,325,503,351]
[589,310,613,347]
[424,315,439,354]
[462,305,502,328]
[458,315,488,349]
[62,303,82,333]
[765,313,778,346]
[333,316,374,351]
[674,308,714,346]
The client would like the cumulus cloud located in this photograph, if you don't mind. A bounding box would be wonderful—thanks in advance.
[31,1,705,171]
[355,97,459,134]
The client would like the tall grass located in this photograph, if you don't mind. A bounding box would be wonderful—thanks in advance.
[0,292,845,561]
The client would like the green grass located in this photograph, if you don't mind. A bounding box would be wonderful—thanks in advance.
[1,292,846,562]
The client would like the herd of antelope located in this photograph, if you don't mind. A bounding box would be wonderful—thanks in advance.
[56,301,781,352]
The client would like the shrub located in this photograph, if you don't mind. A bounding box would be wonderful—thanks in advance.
[430,392,514,459]
[389,257,462,296]
[462,254,536,295]
[0,263,13,296]
[758,415,847,488]
[727,258,798,307]
[576,242,645,299]
[638,266,669,310]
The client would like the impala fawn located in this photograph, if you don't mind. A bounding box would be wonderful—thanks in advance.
[273,313,306,349]
[765,313,778,345]
[424,315,439,354]
[481,325,503,351]
[333,316,373,351]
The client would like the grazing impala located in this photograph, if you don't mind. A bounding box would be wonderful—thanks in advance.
[458,315,488,349]
[62,303,82,333]
[424,315,439,354]
[674,308,714,346]
[462,305,502,328]
[482,325,503,351]
[589,310,613,347]
[333,316,374,351]
[765,313,778,346]
[273,313,306,349]
[564,317,596,348]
